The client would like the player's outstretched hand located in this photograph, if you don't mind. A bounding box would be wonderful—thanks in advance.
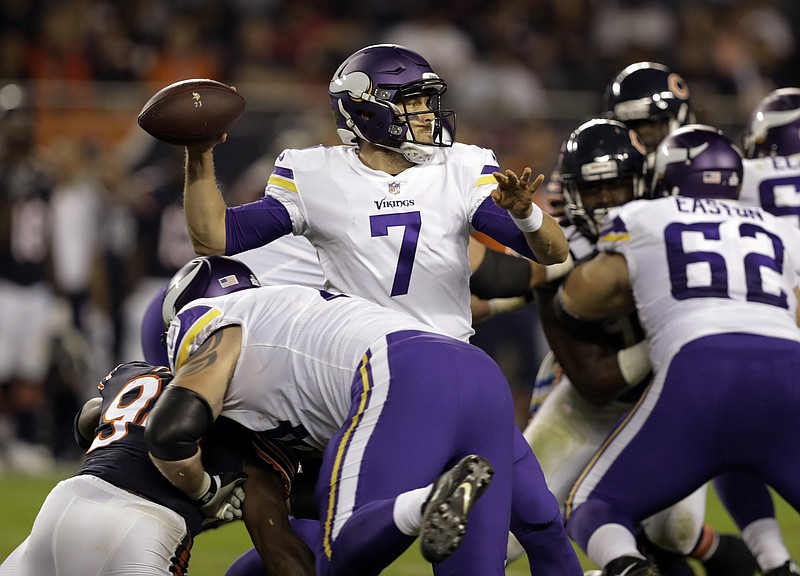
[491,167,545,219]
[194,471,247,526]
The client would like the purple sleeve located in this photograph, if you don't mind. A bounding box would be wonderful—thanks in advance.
[471,196,536,261]
[224,195,294,254]
[141,285,169,367]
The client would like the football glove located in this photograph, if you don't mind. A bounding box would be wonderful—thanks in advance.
[192,471,247,526]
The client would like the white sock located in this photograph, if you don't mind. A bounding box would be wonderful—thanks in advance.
[742,518,791,572]
[392,485,433,536]
[587,524,645,569]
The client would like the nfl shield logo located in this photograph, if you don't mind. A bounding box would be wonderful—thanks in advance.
[388,181,401,195]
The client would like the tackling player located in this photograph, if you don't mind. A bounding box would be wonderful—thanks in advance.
[144,254,582,575]
[0,360,313,576]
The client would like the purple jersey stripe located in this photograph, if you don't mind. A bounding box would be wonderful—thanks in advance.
[273,166,294,179]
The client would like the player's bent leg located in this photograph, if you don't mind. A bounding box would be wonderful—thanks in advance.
[713,470,785,574]
[20,476,192,576]
[224,548,263,576]
[420,455,494,563]
[640,485,706,555]
[316,332,516,576]
[510,431,583,575]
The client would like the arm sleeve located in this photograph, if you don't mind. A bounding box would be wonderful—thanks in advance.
[224,196,294,255]
[470,248,532,299]
[471,196,537,260]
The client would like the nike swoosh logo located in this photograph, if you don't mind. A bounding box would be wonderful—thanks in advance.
[618,563,639,576]
[459,482,473,515]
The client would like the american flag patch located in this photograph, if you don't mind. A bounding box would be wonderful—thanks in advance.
[703,171,722,184]
[218,275,239,288]
[388,181,401,195]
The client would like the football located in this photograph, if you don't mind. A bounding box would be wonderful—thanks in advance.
[137,79,246,146]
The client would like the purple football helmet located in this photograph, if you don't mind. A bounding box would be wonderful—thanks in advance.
[560,119,648,241]
[604,62,694,133]
[328,44,455,164]
[161,255,260,327]
[650,124,743,200]
[741,87,800,158]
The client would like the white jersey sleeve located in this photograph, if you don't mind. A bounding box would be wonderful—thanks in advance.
[739,155,800,229]
[597,196,800,371]
[261,143,500,341]
[165,285,430,451]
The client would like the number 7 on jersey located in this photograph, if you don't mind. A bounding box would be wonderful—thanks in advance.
[370,211,422,296]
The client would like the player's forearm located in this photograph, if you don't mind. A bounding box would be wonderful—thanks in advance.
[184,148,227,254]
[151,450,207,498]
[522,213,569,265]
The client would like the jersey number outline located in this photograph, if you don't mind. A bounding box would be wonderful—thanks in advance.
[369,211,422,296]
[758,174,800,226]
[88,375,164,452]
[665,221,787,308]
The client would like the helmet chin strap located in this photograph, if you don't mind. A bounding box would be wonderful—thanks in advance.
[375,141,435,164]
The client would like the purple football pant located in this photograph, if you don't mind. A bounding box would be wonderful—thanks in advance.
[317,330,515,576]
[511,430,583,575]
[713,469,776,530]
[566,333,800,554]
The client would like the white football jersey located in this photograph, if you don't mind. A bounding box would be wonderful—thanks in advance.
[739,155,800,229]
[235,234,324,289]
[265,143,500,341]
[598,196,800,371]
[165,285,431,451]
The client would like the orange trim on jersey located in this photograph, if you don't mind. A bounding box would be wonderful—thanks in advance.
[471,232,509,254]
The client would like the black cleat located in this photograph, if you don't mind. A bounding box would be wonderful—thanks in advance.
[603,556,662,576]
[419,455,493,563]
[701,534,758,576]
[763,561,800,576]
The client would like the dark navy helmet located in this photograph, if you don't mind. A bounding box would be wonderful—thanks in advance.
[560,119,648,241]
[604,62,694,140]
[328,44,455,164]
[650,124,743,200]
[741,87,800,158]
[161,255,260,327]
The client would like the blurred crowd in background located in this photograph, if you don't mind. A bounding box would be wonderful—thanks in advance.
[1,0,798,473]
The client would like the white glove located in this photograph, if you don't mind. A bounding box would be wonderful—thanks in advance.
[192,471,247,526]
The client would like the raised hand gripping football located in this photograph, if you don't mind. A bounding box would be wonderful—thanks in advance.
[137,79,245,146]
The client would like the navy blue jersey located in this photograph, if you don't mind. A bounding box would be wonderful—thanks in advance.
[76,361,247,535]
[0,159,53,285]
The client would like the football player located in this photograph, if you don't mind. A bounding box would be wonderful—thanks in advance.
[603,61,695,154]
[561,125,800,576]
[172,43,576,574]
[739,87,800,228]
[0,360,313,576]
[145,254,582,575]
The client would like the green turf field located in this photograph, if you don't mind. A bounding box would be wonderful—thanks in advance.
[1,466,798,574]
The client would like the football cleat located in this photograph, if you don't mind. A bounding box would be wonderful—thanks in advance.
[763,561,800,576]
[603,555,662,576]
[419,454,493,563]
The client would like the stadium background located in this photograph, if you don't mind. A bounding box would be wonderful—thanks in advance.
[1,0,799,571]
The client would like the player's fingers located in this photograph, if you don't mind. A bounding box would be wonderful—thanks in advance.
[529,173,545,192]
